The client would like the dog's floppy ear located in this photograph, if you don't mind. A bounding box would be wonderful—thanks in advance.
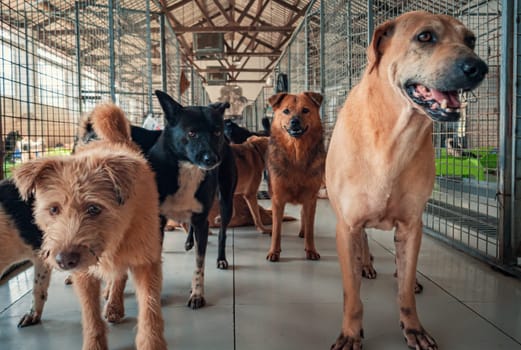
[13,158,64,200]
[367,19,395,73]
[268,93,287,109]
[209,101,231,114]
[97,155,142,205]
[304,92,323,107]
[155,90,183,124]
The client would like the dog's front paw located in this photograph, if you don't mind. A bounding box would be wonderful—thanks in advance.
[266,250,280,262]
[103,301,124,323]
[217,259,229,269]
[305,249,321,260]
[400,322,437,349]
[331,331,363,350]
[17,310,41,328]
[187,294,206,309]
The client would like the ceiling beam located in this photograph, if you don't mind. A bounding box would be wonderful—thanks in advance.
[199,67,271,73]
[271,0,307,16]
[172,25,294,33]
[165,0,192,12]
[189,51,281,58]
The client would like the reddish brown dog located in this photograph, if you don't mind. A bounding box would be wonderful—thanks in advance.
[326,11,488,350]
[266,92,325,262]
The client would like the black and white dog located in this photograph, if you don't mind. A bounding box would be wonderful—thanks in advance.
[0,179,51,327]
[81,91,237,309]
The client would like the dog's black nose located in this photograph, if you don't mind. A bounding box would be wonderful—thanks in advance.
[460,57,488,80]
[55,251,80,270]
[202,153,218,166]
[290,117,301,128]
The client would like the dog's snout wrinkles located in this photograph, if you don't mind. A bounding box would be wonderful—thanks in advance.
[55,251,80,270]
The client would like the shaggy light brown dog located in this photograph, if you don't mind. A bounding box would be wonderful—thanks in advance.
[13,104,167,350]
[326,11,488,350]
[266,92,326,262]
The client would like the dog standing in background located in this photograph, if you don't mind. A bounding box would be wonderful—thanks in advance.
[326,11,488,349]
[14,104,167,350]
[266,92,326,262]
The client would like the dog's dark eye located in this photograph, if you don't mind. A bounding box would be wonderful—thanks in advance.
[302,108,310,114]
[465,36,476,49]
[87,205,101,217]
[49,205,60,216]
[417,31,434,43]
[188,131,196,138]
[283,108,291,115]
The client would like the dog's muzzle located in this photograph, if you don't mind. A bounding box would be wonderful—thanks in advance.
[55,250,81,270]
[284,117,309,138]
[196,153,221,170]
[405,56,488,122]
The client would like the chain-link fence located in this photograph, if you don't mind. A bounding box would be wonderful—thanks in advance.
[261,0,519,275]
[0,0,208,179]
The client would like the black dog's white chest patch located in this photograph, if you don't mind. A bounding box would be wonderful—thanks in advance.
[160,161,206,223]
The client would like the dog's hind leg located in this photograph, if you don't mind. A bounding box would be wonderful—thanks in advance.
[394,221,437,349]
[243,193,271,234]
[185,225,195,251]
[187,216,208,309]
[216,143,237,269]
[73,272,108,350]
[131,262,167,350]
[18,258,52,327]
[103,271,127,323]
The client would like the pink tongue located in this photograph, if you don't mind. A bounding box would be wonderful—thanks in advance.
[430,89,461,108]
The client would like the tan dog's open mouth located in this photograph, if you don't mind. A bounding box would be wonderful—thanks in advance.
[405,84,461,122]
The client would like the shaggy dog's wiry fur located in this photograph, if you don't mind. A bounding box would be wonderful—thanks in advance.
[265,92,326,262]
[13,104,167,350]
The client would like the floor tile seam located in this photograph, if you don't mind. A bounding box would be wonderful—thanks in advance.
[369,236,521,346]
[0,289,31,315]
[232,227,237,350]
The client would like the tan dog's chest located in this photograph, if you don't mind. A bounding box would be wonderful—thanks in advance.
[160,161,205,223]
[268,138,325,202]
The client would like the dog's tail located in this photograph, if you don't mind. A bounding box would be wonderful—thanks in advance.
[88,103,131,144]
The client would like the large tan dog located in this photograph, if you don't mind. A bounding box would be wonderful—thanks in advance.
[266,92,325,262]
[326,11,487,350]
[13,104,167,350]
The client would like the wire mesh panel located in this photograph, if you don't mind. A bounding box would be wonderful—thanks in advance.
[322,0,360,145]
[0,0,80,179]
[288,27,306,94]
[0,0,206,181]
[76,0,163,126]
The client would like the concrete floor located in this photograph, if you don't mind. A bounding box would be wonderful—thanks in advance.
[1,199,520,350]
